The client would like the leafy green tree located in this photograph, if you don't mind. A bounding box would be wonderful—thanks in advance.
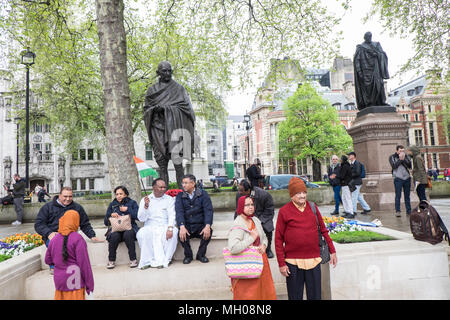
[278,82,353,181]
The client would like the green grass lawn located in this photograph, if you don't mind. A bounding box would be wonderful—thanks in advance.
[330,230,395,244]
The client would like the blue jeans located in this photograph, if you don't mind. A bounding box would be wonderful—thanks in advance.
[416,184,427,202]
[352,185,371,212]
[394,177,411,213]
[332,185,342,212]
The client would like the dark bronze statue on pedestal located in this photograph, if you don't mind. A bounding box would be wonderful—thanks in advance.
[143,61,195,187]
[354,32,391,111]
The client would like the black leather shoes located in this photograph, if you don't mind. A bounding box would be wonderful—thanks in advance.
[183,257,193,264]
[361,209,371,214]
[266,250,274,259]
[330,211,339,216]
[196,256,209,263]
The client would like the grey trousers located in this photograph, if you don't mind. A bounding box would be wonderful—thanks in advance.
[13,197,24,222]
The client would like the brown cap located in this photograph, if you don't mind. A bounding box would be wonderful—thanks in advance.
[288,177,307,197]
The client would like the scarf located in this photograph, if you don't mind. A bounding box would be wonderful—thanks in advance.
[58,210,80,236]
[236,196,255,218]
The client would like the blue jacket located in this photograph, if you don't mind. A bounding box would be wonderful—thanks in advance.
[175,188,213,229]
[104,197,139,233]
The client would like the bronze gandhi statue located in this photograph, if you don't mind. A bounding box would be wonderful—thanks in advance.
[143,61,195,188]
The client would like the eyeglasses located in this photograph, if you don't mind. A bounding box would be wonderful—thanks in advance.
[244,204,254,207]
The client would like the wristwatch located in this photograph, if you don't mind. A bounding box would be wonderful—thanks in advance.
[167,226,173,231]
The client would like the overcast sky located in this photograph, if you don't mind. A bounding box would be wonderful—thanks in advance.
[225,0,417,116]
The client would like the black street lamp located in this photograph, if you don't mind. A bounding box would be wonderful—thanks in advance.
[243,114,251,171]
[21,48,35,190]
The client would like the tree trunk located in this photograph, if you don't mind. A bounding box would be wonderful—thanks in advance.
[312,158,322,182]
[95,0,141,201]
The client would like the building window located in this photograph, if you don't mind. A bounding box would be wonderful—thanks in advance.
[428,105,432,113]
[414,129,423,146]
[89,178,95,190]
[429,122,435,146]
[145,144,153,160]
[79,149,86,161]
[432,153,438,169]
[415,114,419,122]
[97,150,101,161]
[80,178,86,190]
[87,149,94,160]
[72,150,78,161]
[44,123,51,133]
[71,179,78,190]
[146,175,153,187]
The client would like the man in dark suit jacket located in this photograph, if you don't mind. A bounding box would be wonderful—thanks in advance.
[235,180,275,258]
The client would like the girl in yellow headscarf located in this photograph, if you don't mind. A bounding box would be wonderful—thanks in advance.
[45,210,94,300]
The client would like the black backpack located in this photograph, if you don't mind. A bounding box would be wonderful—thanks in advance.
[1,194,14,206]
[410,201,449,245]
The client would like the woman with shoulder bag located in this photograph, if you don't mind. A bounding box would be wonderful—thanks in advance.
[227,196,277,300]
[275,177,337,300]
[104,186,139,269]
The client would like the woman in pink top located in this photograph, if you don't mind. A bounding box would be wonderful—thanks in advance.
[45,209,94,300]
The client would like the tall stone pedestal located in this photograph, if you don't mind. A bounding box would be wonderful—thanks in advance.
[347,107,419,211]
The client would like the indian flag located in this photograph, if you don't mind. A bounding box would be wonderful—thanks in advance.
[133,156,159,178]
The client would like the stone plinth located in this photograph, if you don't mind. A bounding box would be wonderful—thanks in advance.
[347,109,419,211]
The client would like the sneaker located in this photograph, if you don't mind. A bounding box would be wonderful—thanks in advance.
[106,261,116,269]
[11,220,22,226]
[140,264,151,270]
[395,211,401,217]
[129,260,138,268]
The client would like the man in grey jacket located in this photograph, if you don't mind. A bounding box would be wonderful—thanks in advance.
[389,145,412,217]
[235,180,275,258]
[10,174,25,225]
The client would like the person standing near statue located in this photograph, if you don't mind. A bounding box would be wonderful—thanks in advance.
[143,61,195,188]
[354,31,390,110]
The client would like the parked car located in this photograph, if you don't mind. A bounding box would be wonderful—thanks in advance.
[210,176,233,187]
[264,174,319,190]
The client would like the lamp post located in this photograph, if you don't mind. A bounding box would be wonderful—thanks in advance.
[243,114,251,172]
[21,48,35,190]
[14,117,20,174]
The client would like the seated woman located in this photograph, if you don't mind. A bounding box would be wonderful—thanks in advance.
[227,195,277,300]
[104,186,139,269]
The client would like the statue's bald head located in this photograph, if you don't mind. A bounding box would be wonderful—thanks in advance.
[364,32,372,43]
[157,61,173,83]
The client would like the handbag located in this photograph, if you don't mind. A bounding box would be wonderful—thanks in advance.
[109,214,132,232]
[426,176,432,189]
[223,227,263,279]
[309,201,331,264]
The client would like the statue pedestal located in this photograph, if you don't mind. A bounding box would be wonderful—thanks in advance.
[185,157,210,181]
[347,109,419,211]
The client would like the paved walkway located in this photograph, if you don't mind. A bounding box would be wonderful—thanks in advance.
[1,198,449,239]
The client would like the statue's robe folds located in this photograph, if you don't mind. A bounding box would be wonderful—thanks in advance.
[353,42,390,110]
[143,79,195,166]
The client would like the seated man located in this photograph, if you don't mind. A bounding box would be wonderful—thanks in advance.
[136,178,178,269]
[175,174,214,264]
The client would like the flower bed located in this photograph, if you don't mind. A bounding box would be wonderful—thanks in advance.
[323,216,394,244]
[0,233,44,263]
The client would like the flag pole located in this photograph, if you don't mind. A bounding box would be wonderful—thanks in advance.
[140,178,148,196]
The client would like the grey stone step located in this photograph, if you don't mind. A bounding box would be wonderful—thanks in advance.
[26,256,287,300]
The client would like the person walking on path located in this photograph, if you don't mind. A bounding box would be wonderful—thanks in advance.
[328,155,342,216]
[337,155,354,218]
[104,186,139,269]
[348,152,371,215]
[37,186,51,203]
[136,178,178,269]
[227,196,277,300]
[175,174,214,264]
[275,177,337,300]
[246,158,264,190]
[45,210,94,300]
[407,145,428,201]
[389,145,412,217]
[10,174,25,226]
[234,180,275,258]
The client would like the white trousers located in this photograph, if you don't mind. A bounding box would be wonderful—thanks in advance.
[341,186,353,214]
[136,225,178,268]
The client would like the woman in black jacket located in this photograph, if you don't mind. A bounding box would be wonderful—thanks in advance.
[104,186,139,269]
[337,155,354,218]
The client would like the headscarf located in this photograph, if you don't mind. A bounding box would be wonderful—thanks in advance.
[58,210,80,236]
[236,196,255,218]
[288,177,307,197]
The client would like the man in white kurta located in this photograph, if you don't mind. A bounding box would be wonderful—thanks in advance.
[137,178,178,269]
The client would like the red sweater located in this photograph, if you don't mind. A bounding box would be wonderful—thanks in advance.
[275,201,336,267]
